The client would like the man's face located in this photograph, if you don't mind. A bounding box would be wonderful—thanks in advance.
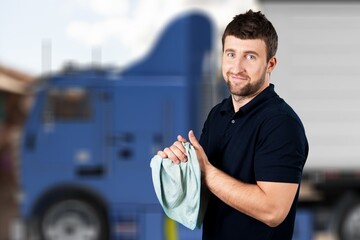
[222,36,274,97]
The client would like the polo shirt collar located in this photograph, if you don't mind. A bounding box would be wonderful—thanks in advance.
[220,84,278,115]
[220,95,234,114]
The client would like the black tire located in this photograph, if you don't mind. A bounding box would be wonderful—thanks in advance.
[337,199,360,240]
[38,198,108,240]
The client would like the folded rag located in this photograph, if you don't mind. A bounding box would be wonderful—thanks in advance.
[150,142,208,230]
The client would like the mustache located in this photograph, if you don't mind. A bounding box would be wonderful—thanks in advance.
[227,72,249,79]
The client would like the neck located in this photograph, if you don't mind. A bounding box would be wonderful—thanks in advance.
[232,83,270,112]
[231,95,252,112]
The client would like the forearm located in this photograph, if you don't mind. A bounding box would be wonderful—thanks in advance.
[157,130,298,227]
[203,163,295,227]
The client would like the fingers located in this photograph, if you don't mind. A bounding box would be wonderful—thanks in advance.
[188,130,202,150]
[157,138,188,164]
[188,130,209,175]
[177,135,188,143]
[157,150,167,159]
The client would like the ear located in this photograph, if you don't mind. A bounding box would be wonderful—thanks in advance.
[266,56,277,73]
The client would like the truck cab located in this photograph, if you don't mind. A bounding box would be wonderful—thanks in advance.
[19,12,214,240]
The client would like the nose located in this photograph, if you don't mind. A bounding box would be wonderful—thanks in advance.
[231,57,245,74]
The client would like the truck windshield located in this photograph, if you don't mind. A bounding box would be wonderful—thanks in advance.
[43,88,91,122]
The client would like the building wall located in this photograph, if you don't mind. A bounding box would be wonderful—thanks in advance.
[0,65,34,240]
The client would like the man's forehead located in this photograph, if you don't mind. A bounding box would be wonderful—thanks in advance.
[224,36,266,52]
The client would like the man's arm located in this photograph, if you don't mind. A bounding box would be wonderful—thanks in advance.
[204,163,298,227]
[157,130,299,227]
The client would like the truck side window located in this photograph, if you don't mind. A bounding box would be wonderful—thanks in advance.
[43,89,92,122]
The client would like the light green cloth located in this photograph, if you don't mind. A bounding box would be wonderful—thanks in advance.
[150,142,208,230]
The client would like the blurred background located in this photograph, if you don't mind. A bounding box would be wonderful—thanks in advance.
[2,0,360,240]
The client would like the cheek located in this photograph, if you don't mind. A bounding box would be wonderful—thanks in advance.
[221,60,232,73]
[221,61,229,77]
[221,67,227,80]
[248,64,265,76]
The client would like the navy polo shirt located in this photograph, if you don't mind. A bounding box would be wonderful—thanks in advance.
[199,84,308,240]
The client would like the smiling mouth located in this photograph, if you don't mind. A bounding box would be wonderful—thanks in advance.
[230,74,248,81]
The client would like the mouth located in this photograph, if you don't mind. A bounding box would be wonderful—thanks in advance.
[229,74,248,82]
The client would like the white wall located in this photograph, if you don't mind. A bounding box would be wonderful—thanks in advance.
[263,1,360,169]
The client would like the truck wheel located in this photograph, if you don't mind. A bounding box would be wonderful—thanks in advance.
[338,200,360,240]
[39,199,107,240]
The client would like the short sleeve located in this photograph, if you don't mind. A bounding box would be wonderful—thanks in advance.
[254,115,308,183]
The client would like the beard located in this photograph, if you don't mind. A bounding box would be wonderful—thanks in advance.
[226,69,267,97]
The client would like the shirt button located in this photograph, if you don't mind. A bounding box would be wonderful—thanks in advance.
[231,120,235,124]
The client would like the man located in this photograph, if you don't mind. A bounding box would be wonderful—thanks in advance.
[157,10,308,240]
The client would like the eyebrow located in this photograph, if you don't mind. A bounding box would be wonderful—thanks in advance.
[243,50,260,56]
[224,49,260,56]
[224,48,235,53]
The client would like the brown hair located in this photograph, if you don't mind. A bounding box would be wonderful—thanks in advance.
[222,10,278,61]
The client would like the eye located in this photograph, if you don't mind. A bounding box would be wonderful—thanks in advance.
[227,52,235,58]
[246,54,256,60]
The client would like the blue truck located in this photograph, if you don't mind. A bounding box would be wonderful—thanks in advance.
[18,12,214,240]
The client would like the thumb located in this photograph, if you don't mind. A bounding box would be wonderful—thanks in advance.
[188,130,201,150]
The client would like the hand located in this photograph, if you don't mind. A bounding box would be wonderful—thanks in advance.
[188,130,210,174]
[157,135,188,164]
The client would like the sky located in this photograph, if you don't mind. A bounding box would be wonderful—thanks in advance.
[0,0,259,76]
